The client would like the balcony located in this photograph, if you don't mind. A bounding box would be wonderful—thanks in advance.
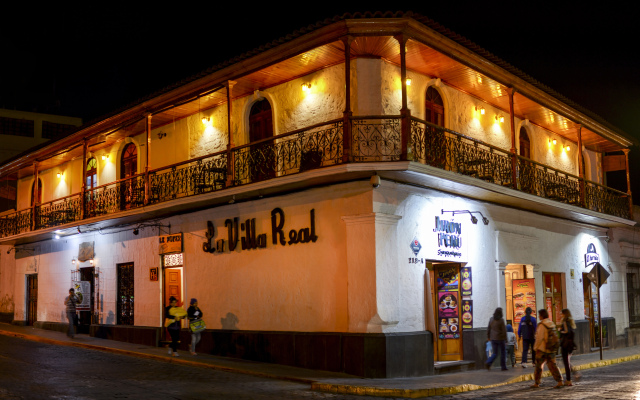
[0,116,631,240]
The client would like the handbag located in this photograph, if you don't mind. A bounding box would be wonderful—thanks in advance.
[189,319,206,333]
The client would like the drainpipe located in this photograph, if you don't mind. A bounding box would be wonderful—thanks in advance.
[32,162,38,231]
[145,113,152,205]
[577,124,585,207]
[81,138,87,219]
[624,148,633,218]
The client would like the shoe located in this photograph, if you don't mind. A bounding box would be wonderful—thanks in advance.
[530,383,539,388]
[554,382,564,388]
[574,373,582,382]
[564,381,573,386]
[501,368,508,371]
[485,363,491,371]
[173,352,179,357]
[521,363,526,368]
[190,352,197,356]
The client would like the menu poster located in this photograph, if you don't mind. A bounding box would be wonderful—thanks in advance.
[512,279,536,327]
[461,267,472,296]
[461,299,473,330]
[437,267,460,291]
[438,291,460,339]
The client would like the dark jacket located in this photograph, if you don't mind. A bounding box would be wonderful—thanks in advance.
[518,315,537,340]
[487,317,507,341]
[187,306,204,321]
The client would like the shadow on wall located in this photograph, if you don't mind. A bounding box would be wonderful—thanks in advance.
[221,312,238,329]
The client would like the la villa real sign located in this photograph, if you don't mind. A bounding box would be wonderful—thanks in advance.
[203,207,318,253]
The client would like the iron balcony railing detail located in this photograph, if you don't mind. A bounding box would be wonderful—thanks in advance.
[0,116,631,239]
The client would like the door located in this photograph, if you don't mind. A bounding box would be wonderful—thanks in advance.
[77,267,95,333]
[164,267,183,308]
[583,273,599,348]
[27,275,37,326]
[543,272,565,325]
[117,263,134,325]
[431,263,462,361]
[120,143,138,210]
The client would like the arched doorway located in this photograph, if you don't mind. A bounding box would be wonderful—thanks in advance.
[120,143,138,209]
[424,86,446,167]
[249,99,275,181]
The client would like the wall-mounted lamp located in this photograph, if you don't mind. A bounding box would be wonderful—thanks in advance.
[157,132,167,140]
[54,234,60,240]
[475,106,485,115]
[549,138,557,145]
[133,228,139,235]
[56,172,63,178]
[201,116,210,124]
[495,115,504,123]
[89,259,94,265]
[301,83,311,92]
[441,209,490,225]
[72,258,76,266]
[564,145,571,151]
[405,78,412,86]
[101,154,109,161]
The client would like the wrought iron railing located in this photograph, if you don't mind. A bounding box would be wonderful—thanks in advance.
[0,116,631,239]
[36,194,82,229]
[148,152,228,203]
[231,119,343,185]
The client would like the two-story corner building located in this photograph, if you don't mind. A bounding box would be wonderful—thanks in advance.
[0,12,636,378]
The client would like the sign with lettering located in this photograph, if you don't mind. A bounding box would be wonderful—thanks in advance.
[203,208,318,254]
[461,299,473,330]
[584,243,600,269]
[438,291,460,339]
[150,267,158,281]
[423,215,467,261]
[512,279,536,327]
[159,233,183,254]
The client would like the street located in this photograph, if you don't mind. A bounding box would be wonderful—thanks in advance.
[1,333,640,399]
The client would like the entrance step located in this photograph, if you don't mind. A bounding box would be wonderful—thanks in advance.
[434,360,475,375]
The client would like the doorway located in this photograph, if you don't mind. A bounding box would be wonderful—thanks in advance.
[117,263,134,325]
[77,267,95,333]
[27,275,37,326]
[430,263,462,361]
[543,272,566,325]
[583,273,599,347]
[164,267,183,308]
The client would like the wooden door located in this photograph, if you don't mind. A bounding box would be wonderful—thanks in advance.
[164,268,183,308]
[543,272,565,325]
[78,267,95,332]
[117,263,134,325]
[431,263,462,361]
[27,275,37,326]
[583,273,598,348]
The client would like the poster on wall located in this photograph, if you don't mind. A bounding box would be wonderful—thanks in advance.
[512,279,536,327]
[438,291,460,339]
[461,299,473,329]
[73,281,91,311]
[545,297,553,319]
[461,267,472,296]
[437,267,460,291]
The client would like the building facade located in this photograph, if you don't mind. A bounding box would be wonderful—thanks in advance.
[0,13,636,377]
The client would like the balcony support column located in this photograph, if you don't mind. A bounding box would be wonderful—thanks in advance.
[144,113,152,205]
[226,80,236,186]
[624,148,633,218]
[396,34,411,161]
[342,36,353,164]
[577,124,586,207]
[508,88,517,189]
[31,162,38,231]
[81,139,87,219]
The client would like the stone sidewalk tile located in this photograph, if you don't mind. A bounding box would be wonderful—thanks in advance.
[1,322,639,398]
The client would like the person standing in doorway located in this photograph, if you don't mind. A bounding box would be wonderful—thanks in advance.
[64,288,80,338]
[485,307,508,371]
[187,298,204,356]
[165,296,187,357]
[559,308,581,386]
[518,307,537,367]
[530,308,564,388]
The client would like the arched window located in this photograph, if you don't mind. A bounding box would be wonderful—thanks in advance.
[120,143,138,209]
[249,98,273,142]
[425,86,445,127]
[86,157,97,189]
[519,127,531,159]
[30,178,42,206]
[248,99,275,181]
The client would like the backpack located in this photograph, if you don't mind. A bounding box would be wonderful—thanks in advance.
[543,323,560,353]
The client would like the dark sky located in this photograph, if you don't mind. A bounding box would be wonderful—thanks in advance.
[2,4,639,195]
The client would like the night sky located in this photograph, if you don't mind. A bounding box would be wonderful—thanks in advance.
[2,4,639,199]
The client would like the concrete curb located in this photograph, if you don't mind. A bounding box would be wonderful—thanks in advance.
[0,329,315,385]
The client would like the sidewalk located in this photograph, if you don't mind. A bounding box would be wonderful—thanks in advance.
[1,322,639,398]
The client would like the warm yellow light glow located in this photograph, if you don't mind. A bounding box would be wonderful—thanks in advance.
[495,115,504,123]
[102,154,108,161]
[553,139,557,145]
[90,259,94,265]
[565,145,571,151]
[476,106,485,115]
[405,78,412,86]
[201,116,210,124]
[477,76,483,84]
[301,83,311,92]
[57,172,62,178]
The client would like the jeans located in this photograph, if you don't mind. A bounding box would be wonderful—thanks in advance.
[561,346,575,381]
[168,327,180,353]
[521,339,535,364]
[506,344,515,366]
[66,311,76,337]
[486,340,507,369]
[190,332,201,353]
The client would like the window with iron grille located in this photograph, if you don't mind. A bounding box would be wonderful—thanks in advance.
[0,116,34,137]
[627,263,640,326]
[42,120,77,139]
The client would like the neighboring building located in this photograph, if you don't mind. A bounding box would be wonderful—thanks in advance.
[0,109,82,213]
[0,13,637,377]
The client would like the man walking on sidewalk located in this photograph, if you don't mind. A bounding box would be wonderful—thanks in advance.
[530,309,563,388]
[64,288,81,338]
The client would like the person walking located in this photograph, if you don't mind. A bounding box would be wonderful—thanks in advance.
[485,307,508,371]
[506,324,518,367]
[187,298,204,356]
[64,288,81,338]
[559,308,581,386]
[165,296,187,357]
[530,309,564,388]
[518,307,537,367]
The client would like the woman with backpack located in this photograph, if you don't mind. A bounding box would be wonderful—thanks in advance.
[530,309,564,388]
[559,308,581,386]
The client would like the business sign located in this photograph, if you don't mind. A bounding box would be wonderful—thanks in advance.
[587,262,610,288]
[159,233,183,254]
[438,291,460,339]
[584,243,600,269]
[73,281,91,311]
[423,215,467,261]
